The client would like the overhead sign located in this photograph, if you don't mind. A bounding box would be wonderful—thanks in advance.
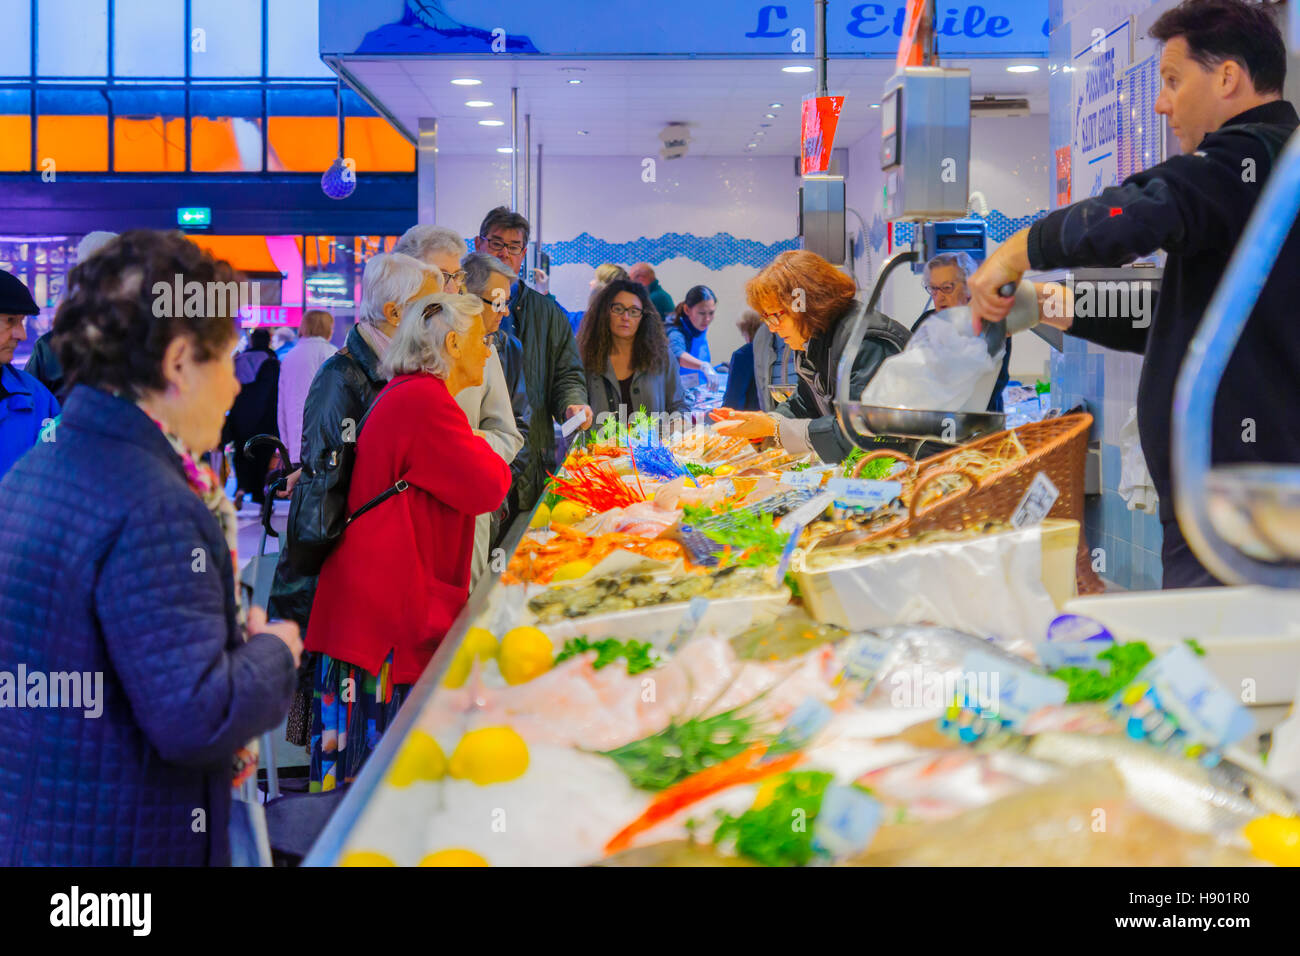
[801,94,845,175]
[322,0,1050,59]
[177,206,211,228]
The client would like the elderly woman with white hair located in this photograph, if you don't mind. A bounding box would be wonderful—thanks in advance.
[304,292,509,790]
[267,251,442,745]
[393,223,468,292]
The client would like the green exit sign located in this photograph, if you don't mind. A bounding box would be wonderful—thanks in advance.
[177,207,211,227]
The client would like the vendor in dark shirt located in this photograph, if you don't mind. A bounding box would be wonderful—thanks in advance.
[969,0,1299,589]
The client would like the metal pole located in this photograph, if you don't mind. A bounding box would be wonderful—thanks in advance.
[524,113,532,269]
[536,142,544,267]
[510,87,519,211]
[814,0,828,96]
[417,117,437,224]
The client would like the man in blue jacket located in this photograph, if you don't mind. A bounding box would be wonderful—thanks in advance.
[0,270,59,480]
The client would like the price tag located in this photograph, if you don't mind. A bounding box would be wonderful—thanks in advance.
[824,478,902,510]
[561,410,586,438]
[812,786,882,860]
[666,596,710,654]
[1046,613,1114,643]
[1110,643,1255,764]
[765,697,832,758]
[836,633,892,684]
[939,649,1068,743]
[783,465,836,489]
[1010,471,1059,528]
[1038,640,1114,673]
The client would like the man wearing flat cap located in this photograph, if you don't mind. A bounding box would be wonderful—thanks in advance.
[0,270,59,480]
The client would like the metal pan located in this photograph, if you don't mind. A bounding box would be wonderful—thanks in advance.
[839,401,1006,443]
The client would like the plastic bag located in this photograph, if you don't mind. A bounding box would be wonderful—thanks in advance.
[861,308,1001,411]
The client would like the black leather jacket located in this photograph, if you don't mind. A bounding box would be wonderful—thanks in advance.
[267,325,387,626]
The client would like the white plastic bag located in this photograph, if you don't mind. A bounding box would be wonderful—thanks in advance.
[861,308,1001,411]
[1118,406,1158,512]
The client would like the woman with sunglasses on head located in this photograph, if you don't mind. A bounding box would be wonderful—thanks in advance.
[711,250,910,464]
[578,279,689,421]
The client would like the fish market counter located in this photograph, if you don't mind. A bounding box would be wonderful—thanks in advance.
[305,420,1300,867]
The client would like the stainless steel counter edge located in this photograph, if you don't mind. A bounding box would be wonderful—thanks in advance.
[302,508,536,867]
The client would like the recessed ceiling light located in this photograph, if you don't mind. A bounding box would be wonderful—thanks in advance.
[496,147,514,153]
[577,129,589,135]
[465,100,494,108]
[1006,64,1040,73]
[478,119,504,126]
[451,78,481,86]
[764,113,777,118]
[870,103,880,109]
[567,79,582,85]
[760,123,771,128]
[782,65,814,73]
[747,142,757,148]
[769,102,783,108]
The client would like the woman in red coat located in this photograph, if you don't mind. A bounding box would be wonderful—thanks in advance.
[305,291,510,790]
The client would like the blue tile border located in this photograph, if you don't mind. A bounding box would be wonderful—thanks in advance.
[542,232,799,271]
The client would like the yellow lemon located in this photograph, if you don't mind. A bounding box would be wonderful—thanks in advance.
[1244,814,1300,866]
[499,626,553,685]
[448,726,530,785]
[751,775,785,811]
[442,627,500,688]
[529,503,551,528]
[550,500,588,526]
[340,850,396,867]
[387,730,448,787]
[714,464,736,477]
[551,559,593,583]
[419,848,489,867]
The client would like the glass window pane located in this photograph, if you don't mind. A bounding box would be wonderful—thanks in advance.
[0,0,32,77]
[191,87,263,171]
[36,89,107,171]
[0,88,30,170]
[113,0,184,77]
[267,115,334,171]
[112,89,185,171]
[345,117,414,172]
[38,0,107,77]
[268,0,332,78]
[190,0,262,77]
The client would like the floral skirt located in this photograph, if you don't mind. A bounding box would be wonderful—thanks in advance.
[309,652,412,793]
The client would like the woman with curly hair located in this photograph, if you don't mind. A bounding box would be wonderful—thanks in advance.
[577,278,688,421]
[0,230,300,865]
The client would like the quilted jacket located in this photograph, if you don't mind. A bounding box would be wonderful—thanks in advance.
[0,385,297,866]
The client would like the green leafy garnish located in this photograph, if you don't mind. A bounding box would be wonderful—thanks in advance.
[600,708,759,791]
[1050,641,1155,703]
[857,455,899,480]
[554,637,660,675]
[1184,638,1207,657]
[713,771,833,867]
[683,462,716,478]
[705,511,791,569]
[841,447,865,476]
[788,462,812,472]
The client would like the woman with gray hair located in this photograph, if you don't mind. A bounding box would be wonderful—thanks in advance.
[304,292,509,790]
[267,251,442,744]
[393,224,468,292]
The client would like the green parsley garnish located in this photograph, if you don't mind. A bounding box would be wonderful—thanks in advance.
[1050,641,1155,703]
[554,637,660,675]
[600,708,759,791]
[713,771,834,867]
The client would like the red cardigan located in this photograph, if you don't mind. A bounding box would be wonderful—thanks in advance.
[306,372,511,684]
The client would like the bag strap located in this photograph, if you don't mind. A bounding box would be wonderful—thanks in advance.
[343,376,418,527]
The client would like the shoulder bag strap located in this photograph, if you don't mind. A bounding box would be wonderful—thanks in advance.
[343,376,418,527]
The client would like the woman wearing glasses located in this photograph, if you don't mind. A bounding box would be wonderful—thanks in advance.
[303,292,510,791]
[712,250,910,464]
[578,279,689,422]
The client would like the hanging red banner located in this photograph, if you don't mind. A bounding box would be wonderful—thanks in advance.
[800,94,845,175]
[896,0,928,69]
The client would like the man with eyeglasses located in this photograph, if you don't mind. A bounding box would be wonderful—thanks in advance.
[913,251,1011,412]
[473,206,591,513]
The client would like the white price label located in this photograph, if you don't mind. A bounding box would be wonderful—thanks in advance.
[1010,471,1059,528]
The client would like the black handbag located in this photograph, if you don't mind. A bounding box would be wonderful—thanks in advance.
[283,379,412,577]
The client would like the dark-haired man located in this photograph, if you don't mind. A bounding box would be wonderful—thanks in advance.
[970,0,1300,588]
[474,206,590,512]
[0,270,58,481]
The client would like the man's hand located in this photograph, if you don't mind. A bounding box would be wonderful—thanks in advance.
[531,268,550,295]
[969,229,1031,332]
[710,408,776,441]
[246,605,303,667]
[565,404,594,430]
[276,468,302,498]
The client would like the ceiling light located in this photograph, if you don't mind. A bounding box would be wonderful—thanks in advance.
[782,65,814,74]
[1006,64,1040,73]
[451,78,481,86]
[870,103,880,109]
[496,147,514,154]
[765,113,777,118]
[466,100,494,108]
[747,142,757,148]
[769,102,783,108]
[577,129,589,135]
[567,79,582,85]
[478,119,504,126]
[760,123,771,127]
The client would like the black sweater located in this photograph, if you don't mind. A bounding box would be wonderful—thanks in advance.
[1028,100,1300,525]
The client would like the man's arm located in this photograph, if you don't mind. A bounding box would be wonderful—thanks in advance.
[541,298,589,422]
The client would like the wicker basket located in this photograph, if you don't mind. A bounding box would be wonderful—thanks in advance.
[850,413,1104,594]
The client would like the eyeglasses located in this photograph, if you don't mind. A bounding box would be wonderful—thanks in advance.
[445,269,467,287]
[761,310,787,330]
[481,332,497,347]
[480,295,508,314]
[610,303,643,319]
[481,236,525,256]
[923,281,960,297]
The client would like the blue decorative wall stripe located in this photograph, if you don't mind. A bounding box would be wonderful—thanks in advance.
[874,208,1049,251]
[541,232,799,271]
